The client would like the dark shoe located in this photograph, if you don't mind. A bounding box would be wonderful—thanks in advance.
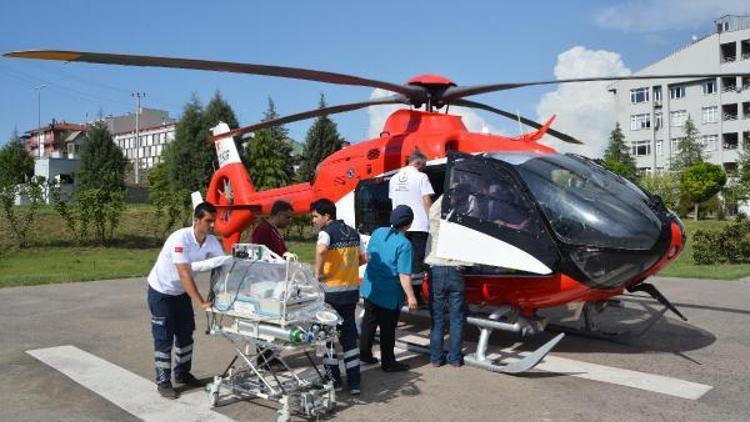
[431,360,444,367]
[447,361,464,368]
[360,355,379,365]
[381,362,410,372]
[174,373,203,388]
[157,383,178,399]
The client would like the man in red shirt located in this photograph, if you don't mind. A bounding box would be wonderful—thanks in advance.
[251,200,293,256]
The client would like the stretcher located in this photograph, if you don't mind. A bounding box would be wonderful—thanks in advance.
[194,244,340,422]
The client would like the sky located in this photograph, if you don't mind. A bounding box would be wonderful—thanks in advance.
[1,0,748,157]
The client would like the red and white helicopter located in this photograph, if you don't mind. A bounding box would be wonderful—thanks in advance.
[7,50,747,372]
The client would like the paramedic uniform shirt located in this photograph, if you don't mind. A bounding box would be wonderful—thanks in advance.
[389,165,434,232]
[147,227,224,295]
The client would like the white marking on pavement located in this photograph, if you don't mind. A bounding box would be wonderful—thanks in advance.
[535,354,713,400]
[395,333,713,400]
[27,345,233,422]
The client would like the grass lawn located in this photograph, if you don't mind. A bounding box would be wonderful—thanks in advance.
[658,220,750,280]
[0,205,747,287]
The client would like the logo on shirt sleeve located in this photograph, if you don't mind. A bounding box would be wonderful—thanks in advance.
[174,246,184,254]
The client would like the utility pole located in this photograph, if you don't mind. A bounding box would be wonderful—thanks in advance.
[35,85,47,159]
[132,92,145,185]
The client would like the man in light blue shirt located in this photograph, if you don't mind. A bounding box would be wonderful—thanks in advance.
[359,205,418,372]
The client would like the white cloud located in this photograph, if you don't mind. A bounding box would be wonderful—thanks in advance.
[595,0,749,32]
[366,88,505,139]
[535,46,631,158]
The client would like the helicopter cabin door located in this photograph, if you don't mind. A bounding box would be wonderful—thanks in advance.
[433,152,559,275]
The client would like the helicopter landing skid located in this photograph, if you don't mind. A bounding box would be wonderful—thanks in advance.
[546,299,670,342]
[384,306,564,374]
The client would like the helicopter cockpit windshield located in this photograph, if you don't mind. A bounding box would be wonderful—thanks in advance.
[490,152,662,250]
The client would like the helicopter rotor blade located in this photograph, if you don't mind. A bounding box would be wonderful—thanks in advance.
[208,94,409,142]
[442,72,750,102]
[3,50,420,97]
[452,99,583,145]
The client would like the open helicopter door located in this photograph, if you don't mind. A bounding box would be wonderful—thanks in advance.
[433,152,559,275]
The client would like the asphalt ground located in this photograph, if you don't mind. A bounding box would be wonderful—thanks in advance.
[1,275,749,422]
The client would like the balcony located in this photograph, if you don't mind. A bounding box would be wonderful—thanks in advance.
[723,133,739,150]
[723,104,739,121]
[721,42,737,63]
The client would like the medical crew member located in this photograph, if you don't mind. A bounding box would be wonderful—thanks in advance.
[147,202,224,399]
[359,205,418,372]
[312,198,366,395]
[389,149,434,298]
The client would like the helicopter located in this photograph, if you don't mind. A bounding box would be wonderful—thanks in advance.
[6,50,748,372]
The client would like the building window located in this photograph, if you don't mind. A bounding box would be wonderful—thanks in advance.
[630,113,651,130]
[631,140,651,157]
[702,106,718,124]
[702,80,716,95]
[671,137,684,153]
[670,85,685,99]
[654,112,663,129]
[701,135,718,151]
[670,110,688,126]
[656,139,663,155]
[630,87,649,104]
[653,86,662,104]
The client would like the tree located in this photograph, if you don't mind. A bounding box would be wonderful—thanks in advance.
[680,162,726,221]
[298,94,344,182]
[247,97,295,189]
[639,172,680,211]
[166,94,209,194]
[672,116,703,171]
[736,145,750,202]
[78,122,128,191]
[602,123,638,181]
[74,122,129,245]
[0,129,34,187]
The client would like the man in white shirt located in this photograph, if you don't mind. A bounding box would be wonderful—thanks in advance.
[389,149,435,299]
[147,202,224,399]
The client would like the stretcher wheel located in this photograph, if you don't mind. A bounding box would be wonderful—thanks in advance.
[210,391,219,407]
[276,410,291,422]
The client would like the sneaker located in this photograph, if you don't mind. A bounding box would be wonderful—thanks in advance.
[360,355,379,365]
[157,383,178,399]
[431,360,444,367]
[447,361,464,368]
[174,373,204,388]
[349,388,361,396]
[381,362,410,372]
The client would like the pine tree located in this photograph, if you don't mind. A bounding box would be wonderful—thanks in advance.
[247,97,294,189]
[78,122,128,191]
[602,123,638,181]
[672,115,704,171]
[0,129,34,187]
[165,94,207,194]
[299,94,344,182]
[76,121,129,244]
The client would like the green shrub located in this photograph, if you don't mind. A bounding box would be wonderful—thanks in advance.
[693,229,720,265]
[693,220,750,264]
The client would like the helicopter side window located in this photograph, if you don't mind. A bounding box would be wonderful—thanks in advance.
[354,177,392,235]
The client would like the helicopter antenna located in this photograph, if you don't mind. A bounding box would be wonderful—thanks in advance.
[515,109,523,135]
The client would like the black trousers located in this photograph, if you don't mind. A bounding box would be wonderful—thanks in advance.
[406,231,429,303]
[405,231,429,274]
[359,299,401,366]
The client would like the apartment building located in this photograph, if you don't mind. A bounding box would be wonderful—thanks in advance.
[610,15,750,174]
